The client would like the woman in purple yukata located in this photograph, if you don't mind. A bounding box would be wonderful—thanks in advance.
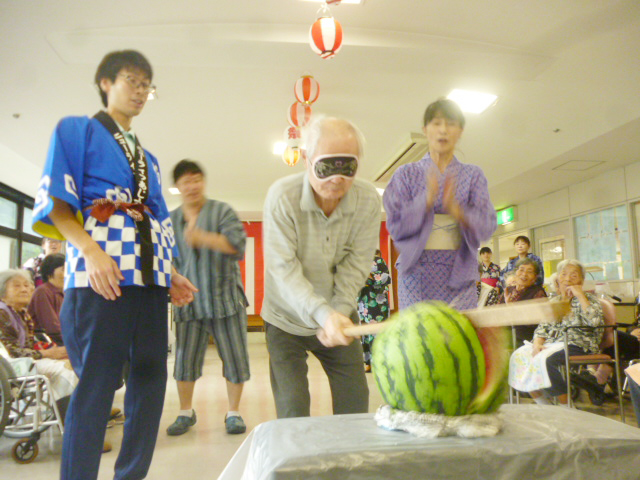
[383,98,497,311]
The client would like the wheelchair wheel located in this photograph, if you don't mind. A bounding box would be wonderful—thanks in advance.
[11,438,39,464]
[0,359,11,436]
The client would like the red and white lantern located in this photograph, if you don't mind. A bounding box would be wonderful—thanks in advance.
[309,16,343,59]
[288,102,312,128]
[284,126,302,149]
[294,75,320,105]
[282,146,302,167]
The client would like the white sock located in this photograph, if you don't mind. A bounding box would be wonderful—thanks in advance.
[226,410,240,419]
[179,409,194,417]
[533,396,551,405]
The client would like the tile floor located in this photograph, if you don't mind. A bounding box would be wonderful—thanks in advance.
[1,332,637,478]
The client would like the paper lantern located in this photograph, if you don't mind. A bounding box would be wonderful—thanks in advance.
[309,16,343,59]
[283,146,302,167]
[288,102,312,127]
[284,126,302,149]
[294,75,320,105]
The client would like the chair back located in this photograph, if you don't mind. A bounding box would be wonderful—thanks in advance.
[599,298,616,350]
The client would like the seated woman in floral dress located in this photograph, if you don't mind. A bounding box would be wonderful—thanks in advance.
[510,259,603,406]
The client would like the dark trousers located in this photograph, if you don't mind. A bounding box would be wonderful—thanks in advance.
[602,331,640,361]
[543,345,588,397]
[60,286,169,480]
[265,322,369,419]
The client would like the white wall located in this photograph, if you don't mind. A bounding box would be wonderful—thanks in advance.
[626,162,640,201]
[493,160,640,233]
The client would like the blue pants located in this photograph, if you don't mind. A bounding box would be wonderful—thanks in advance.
[60,286,169,480]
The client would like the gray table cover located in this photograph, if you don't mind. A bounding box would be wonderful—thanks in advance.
[226,405,640,480]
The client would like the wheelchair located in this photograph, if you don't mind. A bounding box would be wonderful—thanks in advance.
[0,347,65,464]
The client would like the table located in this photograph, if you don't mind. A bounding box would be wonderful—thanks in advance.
[219,405,640,480]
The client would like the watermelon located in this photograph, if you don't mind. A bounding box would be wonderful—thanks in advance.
[371,302,510,416]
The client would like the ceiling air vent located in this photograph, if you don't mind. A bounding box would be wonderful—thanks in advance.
[374,132,428,182]
[552,160,604,171]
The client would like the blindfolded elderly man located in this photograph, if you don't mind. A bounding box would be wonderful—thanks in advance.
[262,116,382,418]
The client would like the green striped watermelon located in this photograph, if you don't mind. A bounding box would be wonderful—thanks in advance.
[371,302,510,416]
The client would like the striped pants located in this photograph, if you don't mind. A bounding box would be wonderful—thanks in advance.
[173,311,250,384]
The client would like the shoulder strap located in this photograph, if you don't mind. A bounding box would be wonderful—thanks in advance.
[93,111,149,204]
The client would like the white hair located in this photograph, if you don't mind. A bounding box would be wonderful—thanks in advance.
[556,259,586,280]
[302,115,365,161]
[0,269,33,299]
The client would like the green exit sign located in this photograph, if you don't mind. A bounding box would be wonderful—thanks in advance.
[497,207,515,225]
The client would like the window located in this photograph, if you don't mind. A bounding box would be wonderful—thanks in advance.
[633,202,640,278]
[533,220,571,279]
[22,207,37,237]
[0,235,17,270]
[574,205,632,281]
[0,182,41,269]
[0,196,18,229]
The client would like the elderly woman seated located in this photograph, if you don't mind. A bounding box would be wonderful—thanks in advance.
[27,253,66,345]
[509,259,603,406]
[498,257,547,345]
[0,269,77,416]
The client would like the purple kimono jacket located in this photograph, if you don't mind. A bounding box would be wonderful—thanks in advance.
[383,154,496,310]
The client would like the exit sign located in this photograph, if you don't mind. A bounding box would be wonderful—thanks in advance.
[497,207,516,225]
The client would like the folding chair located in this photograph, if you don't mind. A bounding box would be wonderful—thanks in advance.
[563,299,625,423]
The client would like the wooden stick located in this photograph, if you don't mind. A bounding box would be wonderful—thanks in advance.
[343,298,571,338]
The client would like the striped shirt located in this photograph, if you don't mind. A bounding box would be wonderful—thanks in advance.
[261,172,382,336]
[171,199,248,321]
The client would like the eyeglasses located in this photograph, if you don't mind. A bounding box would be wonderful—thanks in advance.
[118,74,156,95]
[312,154,358,181]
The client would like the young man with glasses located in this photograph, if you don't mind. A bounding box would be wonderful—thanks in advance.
[262,116,381,418]
[32,50,196,480]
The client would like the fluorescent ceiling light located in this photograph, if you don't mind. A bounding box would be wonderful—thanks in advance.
[168,187,180,195]
[447,89,497,114]
[301,0,364,4]
[273,141,287,155]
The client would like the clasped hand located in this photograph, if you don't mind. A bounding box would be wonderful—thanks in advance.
[316,311,354,348]
[425,167,465,224]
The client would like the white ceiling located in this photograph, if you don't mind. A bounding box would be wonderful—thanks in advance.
[1,0,639,215]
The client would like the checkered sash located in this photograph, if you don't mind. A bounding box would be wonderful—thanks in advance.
[93,111,155,285]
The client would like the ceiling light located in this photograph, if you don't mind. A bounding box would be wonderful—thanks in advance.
[447,89,497,114]
[168,187,180,195]
[301,0,364,4]
[273,141,287,155]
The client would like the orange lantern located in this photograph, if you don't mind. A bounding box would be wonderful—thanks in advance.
[294,75,320,105]
[309,16,343,59]
[288,102,312,128]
